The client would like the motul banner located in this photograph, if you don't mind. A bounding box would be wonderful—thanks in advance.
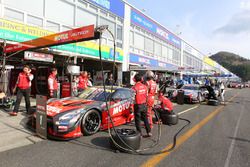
[5,25,96,53]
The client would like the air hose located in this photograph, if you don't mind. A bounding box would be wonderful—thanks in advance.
[97,26,191,155]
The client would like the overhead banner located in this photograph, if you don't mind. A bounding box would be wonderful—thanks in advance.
[89,0,125,18]
[5,25,95,53]
[129,53,178,71]
[130,9,181,48]
[0,19,123,61]
[24,51,53,62]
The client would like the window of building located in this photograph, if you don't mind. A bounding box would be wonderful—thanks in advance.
[117,25,123,41]
[4,7,24,22]
[134,33,144,50]
[154,42,162,57]
[76,7,97,26]
[145,37,154,53]
[162,45,168,60]
[27,15,43,27]
[45,0,74,26]
[99,17,115,37]
[168,47,173,60]
[5,0,44,16]
[46,20,60,32]
[129,31,134,45]
[116,42,123,48]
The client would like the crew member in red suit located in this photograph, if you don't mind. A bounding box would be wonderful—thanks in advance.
[145,71,157,128]
[155,92,174,122]
[77,71,89,93]
[158,92,173,113]
[132,73,152,137]
[48,68,58,98]
[9,65,34,116]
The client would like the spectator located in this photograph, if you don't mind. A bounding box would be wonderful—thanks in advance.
[9,65,34,116]
[48,68,58,98]
[105,73,115,86]
[77,71,89,93]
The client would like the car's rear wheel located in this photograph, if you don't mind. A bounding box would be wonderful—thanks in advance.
[81,110,101,136]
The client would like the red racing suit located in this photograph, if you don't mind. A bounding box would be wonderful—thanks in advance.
[48,73,58,97]
[77,75,89,90]
[132,82,148,104]
[158,93,173,112]
[16,72,33,89]
[132,82,151,134]
[146,80,157,128]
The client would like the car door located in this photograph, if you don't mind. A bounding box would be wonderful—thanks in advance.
[109,89,133,124]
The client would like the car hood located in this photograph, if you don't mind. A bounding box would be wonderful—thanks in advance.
[47,97,103,117]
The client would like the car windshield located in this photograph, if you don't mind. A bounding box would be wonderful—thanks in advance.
[77,87,112,102]
[181,85,199,90]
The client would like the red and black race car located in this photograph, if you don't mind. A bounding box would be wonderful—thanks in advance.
[34,86,134,140]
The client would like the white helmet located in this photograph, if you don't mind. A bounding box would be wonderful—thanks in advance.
[145,70,154,80]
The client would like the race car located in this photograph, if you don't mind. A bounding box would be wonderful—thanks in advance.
[173,84,206,103]
[33,86,135,140]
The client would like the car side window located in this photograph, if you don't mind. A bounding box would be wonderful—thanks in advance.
[112,89,132,101]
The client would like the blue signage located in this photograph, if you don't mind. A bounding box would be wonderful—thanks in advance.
[89,0,125,18]
[131,9,181,48]
[130,53,158,67]
[130,53,178,71]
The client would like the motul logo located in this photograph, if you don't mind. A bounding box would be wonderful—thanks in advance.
[54,34,69,41]
[113,102,130,115]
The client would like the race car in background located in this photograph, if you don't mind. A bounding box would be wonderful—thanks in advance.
[172,84,207,103]
[228,81,243,88]
[33,86,134,140]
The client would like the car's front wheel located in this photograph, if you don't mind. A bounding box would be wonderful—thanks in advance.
[81,110,101,136]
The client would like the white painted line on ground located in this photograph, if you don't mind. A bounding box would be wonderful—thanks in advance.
[224,100,244,167]
[178,105,199,115]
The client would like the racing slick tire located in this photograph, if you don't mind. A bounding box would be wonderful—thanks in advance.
[81,110,101,136]
[109,128,141,153]
[160,112,179,125]
[207,99,219,106]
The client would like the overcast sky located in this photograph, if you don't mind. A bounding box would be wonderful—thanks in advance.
[126,0,250,59]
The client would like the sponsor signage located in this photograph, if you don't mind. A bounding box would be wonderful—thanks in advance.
[204,56,216,67]
[89,0,125,18]
[131,9,181,48]
[129,53,178,71]
[61,82,71,98]
[36,95,47,139]
[24,51,53,62]
[0,19,123,61]
[5,25,95,53]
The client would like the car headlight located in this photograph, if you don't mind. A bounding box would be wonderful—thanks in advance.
[58,109,83,124]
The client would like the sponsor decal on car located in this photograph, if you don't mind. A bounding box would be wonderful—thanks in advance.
[47,105,62,113]
[112,101,131,115]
